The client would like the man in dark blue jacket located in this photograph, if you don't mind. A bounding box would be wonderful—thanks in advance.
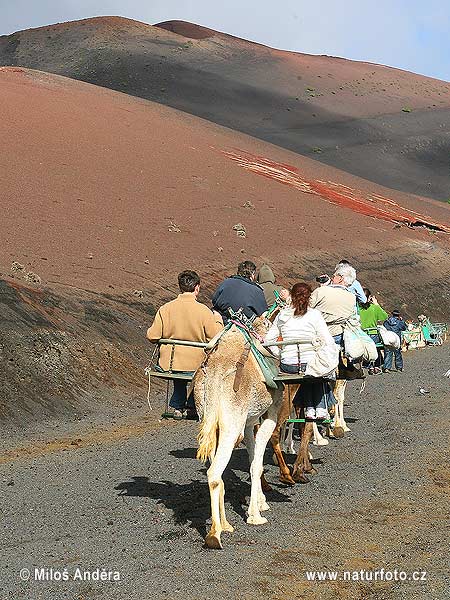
[212,260,268,324]
[383,310,407,372]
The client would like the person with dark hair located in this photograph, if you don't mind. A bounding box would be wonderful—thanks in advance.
[212,260,268,324]
[358,288,388,374]
[383,310,407,372]
[147,270,223,419]
[265,283,337,419]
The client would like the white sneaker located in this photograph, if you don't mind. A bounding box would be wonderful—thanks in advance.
[305,408,316,419]
[316,408,330,420]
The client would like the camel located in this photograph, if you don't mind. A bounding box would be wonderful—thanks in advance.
[194,319,283,549]
[269,377,350,487]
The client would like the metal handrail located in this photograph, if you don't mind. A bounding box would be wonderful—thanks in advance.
[262,338,315,347]
[158,338,208,348]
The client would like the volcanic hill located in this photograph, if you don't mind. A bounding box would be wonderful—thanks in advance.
[1,16,450,200]
[1,65,449,427]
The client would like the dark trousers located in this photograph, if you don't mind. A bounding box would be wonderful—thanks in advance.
[280,363,332,410]
[169,374,195,410]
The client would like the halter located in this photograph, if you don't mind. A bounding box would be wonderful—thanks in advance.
[228,308,264,343]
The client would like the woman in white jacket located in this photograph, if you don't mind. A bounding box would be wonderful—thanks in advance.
[265,282,337,419]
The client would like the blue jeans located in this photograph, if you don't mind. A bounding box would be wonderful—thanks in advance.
[280,363,331,410]
[333,333,343,346]
[168,372,195,410]
[384,348,403,370]
[369,334,383,367]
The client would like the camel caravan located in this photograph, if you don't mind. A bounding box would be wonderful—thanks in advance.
[146,261,404,548]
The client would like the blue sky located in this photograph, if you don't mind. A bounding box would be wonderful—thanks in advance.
[2,0,449,82]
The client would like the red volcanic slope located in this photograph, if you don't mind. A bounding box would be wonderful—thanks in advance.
[0,67,449,314]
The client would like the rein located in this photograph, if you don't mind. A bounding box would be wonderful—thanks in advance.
[229,318,264,343]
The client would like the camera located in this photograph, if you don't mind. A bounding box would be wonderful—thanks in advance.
[316,274,330,284]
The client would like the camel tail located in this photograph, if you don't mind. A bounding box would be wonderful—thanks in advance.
[196,406,219,463]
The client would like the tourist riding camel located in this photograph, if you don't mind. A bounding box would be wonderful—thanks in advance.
[358,288,388,374]
[256,264,285,307]
[309,263,357,345]
[212,260,268,324]
[146,270,223,419]
[265,282,338,420]
[335,259,367,304]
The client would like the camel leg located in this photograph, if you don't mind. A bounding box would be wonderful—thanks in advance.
[339,380,350,432]
[270,387,296,486]
[247,415,278,524]
[312,421,329,446]
[254,421,273,494]
[292,422,316,482]
[205,430,238,549]
[284,422,296,454]
[330,381,345,438]
[218,479,234,532]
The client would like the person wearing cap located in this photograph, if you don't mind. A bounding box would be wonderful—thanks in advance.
[383,310,407,372]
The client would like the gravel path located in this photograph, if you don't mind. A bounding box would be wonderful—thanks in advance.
[1,344,449,600]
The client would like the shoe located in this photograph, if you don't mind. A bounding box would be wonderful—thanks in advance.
[172,409,184,420]
[373,367,382,375]
[396,368,403,372]
[305,408,316,420]
[185,408,199,421]
[382,368,392,373]
[368,368,374,375]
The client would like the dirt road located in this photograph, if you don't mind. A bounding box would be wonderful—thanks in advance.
[1,344,449,600]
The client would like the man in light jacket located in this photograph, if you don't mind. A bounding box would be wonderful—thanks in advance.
[335,259,366,305]
[310,263,356,345]
[147,270,223,419]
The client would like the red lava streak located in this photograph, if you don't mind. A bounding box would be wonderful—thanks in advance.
[221,149,450,233]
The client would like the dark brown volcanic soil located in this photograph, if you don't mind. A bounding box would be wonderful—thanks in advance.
[1,16,449,200]
[0,66,449,426]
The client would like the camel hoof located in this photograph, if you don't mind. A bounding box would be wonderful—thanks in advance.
[279,474,296,486]
[313,438,329,446]
[259,501,270,512]
[221,521,234,533]
[205,533,223,549]
[292,470,309,483]
[305,467,318,476]
[247,514,268,525]
[332,426,345,439]
[343,425,351,432]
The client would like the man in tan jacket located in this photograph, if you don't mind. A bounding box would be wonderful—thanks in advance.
[309,263,356,343]
[147,270,223,419]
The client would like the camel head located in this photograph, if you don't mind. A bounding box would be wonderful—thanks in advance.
[252,315,272,337]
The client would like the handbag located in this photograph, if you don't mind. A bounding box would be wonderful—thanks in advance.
[378,325,400,350]
[343,315,378,362]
